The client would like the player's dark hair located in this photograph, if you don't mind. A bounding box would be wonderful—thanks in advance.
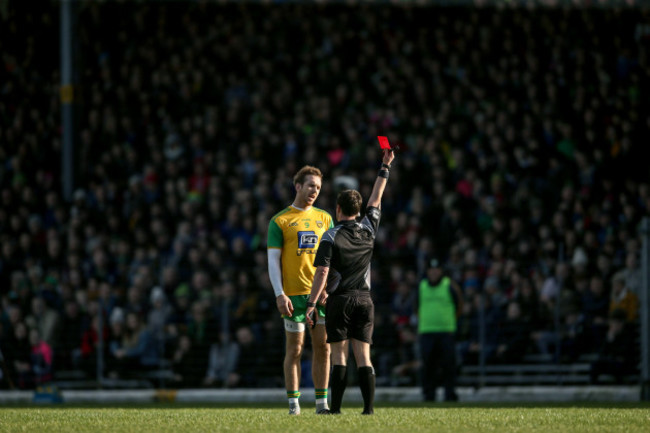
[293,165,322,185]
[337,189,362,217]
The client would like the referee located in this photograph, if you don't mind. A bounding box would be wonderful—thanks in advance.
[306,148,395,415]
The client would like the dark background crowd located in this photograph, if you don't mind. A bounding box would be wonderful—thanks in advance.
[0,1,648,389]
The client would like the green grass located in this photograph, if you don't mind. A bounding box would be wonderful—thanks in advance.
[0,403,649,433]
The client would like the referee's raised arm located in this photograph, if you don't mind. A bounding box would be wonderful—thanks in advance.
[366,149,395,209]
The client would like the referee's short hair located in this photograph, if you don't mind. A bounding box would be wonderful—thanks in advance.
[293,165,322,185]
[337,189,362,217]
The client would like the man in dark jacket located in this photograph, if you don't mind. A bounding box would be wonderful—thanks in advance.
[590,308,638,384]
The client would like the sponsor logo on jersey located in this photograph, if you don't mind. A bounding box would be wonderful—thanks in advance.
[297,231,318,249]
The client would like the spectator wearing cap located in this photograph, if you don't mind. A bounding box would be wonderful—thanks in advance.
[148,286,172,336]
[416,258,463,402]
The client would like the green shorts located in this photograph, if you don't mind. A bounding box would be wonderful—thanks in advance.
[284,295,326,323]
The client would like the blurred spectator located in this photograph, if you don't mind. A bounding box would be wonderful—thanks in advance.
[147,286,172,344]
[54,300,87,371]
[581,276,610,351]
[457,293,501,366]
[229,326,262,388]
[106,307,126,379]
[171,335,204,388]
[0,322,11,389]
[391,281,417,327]
[391,325,420,387]
[5,322,33,389]
[203,333,240,389]
[112,311,160,376]
[609,273,639,323]
[590,309,638,384]
[29,328,53,385]
[187,301,219,379]
[79,314,108,378]
[255,316,286,388]
[371,307,400,386]
[619,253,641,297]
[168,284,192,334]
[492,301,531,364]
[533,307,586,363]
[25,296,60,347]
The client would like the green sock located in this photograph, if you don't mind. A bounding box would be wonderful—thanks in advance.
[287,391,300,404]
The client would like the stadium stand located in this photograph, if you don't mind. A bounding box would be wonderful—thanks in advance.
[0,2,648,391]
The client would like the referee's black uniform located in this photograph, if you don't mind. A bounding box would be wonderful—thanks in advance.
[307,149,394,415]
[313,206,381,344]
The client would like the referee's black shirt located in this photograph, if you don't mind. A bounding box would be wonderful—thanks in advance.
[313,206,381,295]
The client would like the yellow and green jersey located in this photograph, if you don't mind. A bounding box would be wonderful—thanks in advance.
[267,206,334,296]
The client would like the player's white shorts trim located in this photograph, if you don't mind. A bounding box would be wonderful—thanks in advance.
[284,319,306,333]
[284,318,326,333]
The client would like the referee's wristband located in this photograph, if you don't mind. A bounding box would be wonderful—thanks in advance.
[381,163,391,170]
[306,301,316,307]
[378,169,389,179]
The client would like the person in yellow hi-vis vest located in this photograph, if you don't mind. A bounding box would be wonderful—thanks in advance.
[417,258,464,402]
[267,166,334,415]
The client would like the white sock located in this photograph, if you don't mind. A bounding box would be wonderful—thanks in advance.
[316,397,329,412]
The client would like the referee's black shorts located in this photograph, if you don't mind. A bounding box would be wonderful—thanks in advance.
[325,290,374,344]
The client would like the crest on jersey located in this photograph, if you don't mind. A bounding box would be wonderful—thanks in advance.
[316,220,323,228]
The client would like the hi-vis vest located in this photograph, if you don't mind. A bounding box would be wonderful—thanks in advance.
[418,276,456,333]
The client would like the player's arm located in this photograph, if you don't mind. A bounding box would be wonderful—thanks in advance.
[306,265,329,327]
[317,212,334,305]
[366,149,395,209]
[267,219,293,317]
[306,237,333,327]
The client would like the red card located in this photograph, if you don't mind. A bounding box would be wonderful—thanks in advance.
[377,136,391,149]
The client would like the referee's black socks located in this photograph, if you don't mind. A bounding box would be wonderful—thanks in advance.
[358,366,375,415]
[330,365,347,413]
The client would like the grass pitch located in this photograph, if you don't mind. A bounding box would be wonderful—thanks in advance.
[0,403,649,433]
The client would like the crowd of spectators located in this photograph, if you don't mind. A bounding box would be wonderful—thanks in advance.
[1,3,648,389]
